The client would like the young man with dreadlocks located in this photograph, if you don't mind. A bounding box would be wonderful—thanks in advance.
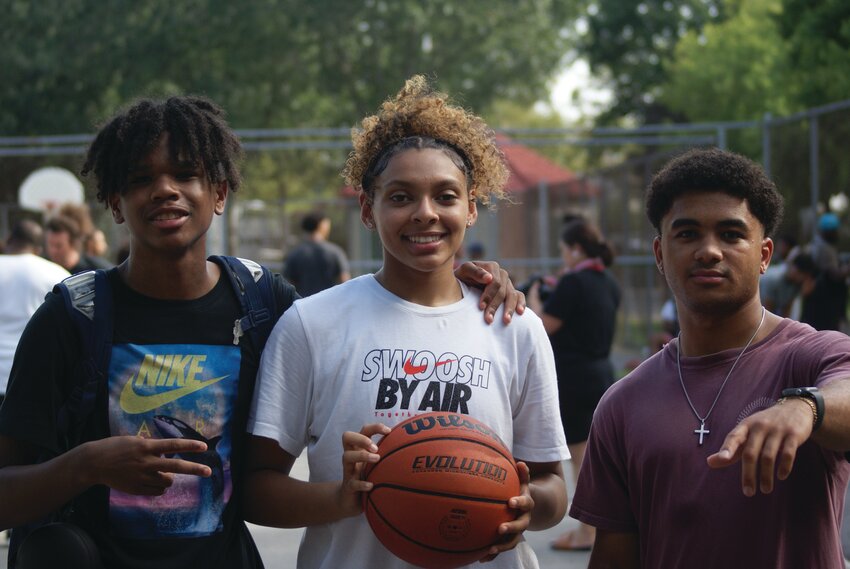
[0,95,524,569]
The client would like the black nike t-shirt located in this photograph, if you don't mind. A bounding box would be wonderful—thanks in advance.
[0,262,297,569]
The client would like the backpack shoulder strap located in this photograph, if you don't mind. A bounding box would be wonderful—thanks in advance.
[54,269,113,433]
[211,255,277,351]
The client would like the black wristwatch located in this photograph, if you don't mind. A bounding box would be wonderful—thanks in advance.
[779,387,824,431]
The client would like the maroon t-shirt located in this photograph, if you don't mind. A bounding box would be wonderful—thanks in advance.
[571,319,850,569]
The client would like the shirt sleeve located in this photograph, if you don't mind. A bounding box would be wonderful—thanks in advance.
[247,303,313,457]
[569,389,639,533]
[510,314,570,463]
[542,273,579,322]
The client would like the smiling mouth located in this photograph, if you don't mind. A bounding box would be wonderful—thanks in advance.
[405,234,443,244]
[151,212,187,221]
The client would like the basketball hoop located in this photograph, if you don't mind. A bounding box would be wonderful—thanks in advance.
[18,167,84,213]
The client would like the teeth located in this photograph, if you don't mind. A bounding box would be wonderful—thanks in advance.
[407,235,441,244]
[153,212,183,221]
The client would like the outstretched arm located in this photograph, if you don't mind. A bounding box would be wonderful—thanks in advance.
[707,379,850,496]
[0,434,210,530]
[454,260,526,324]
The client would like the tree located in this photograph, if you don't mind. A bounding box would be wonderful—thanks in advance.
[0,0,579,135]
[661,0,794,122]
[778,0,850,108]
[572,0,725,124]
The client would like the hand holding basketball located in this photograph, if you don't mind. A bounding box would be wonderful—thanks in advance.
[340,423,391,516]
[481,461,532,561]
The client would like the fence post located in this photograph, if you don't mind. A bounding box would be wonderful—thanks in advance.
[810,112,820,239]
[538,180,549,263]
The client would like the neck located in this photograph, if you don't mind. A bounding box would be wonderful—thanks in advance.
[374,266,462,307]
[120,249,219,300]
[678,302,775,357]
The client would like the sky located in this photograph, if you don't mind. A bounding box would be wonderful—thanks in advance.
[538,58,613,124]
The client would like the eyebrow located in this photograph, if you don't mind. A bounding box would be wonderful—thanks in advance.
[670,217,749,230]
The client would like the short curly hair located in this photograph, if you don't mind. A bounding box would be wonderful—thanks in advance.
[646,147,784,237]
[342,75,508,206]
[81,96,243,205]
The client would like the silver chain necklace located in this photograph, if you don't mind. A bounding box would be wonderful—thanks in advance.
[676,306,766,446]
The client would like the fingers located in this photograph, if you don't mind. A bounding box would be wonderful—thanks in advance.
[706,424,747,469]
[485,461,533,558]
[147,438,208,455]
[706,406,810,497]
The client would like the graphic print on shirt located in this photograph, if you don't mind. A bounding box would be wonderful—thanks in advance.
[108,343,240,539]
[361,348,492,416]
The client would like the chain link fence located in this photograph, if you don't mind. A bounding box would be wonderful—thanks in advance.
[2,100,849,355]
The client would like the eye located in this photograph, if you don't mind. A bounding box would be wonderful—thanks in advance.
[436,191,460,204]
[128,175,151,186]
[721,230,745,241]
[674,229,696,239]
[387,191,411,203]
[175,170,199,181]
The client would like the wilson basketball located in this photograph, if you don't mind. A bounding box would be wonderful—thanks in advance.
[362,412,520,569]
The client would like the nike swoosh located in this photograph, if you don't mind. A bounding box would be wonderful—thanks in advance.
[403,358,457,375]
[119,375,229,414]
[403,358,427,375]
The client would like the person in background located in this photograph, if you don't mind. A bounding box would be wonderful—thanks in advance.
[0,220,70,406]
[44,215,111,274]
[760,234,800,318]
[527,218,621,552]
[282,211,351,296]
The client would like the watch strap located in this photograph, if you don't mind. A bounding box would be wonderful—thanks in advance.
[779,387,824,431]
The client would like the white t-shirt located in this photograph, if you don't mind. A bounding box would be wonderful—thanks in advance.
[0,254,69,392]
[249,275,569,569]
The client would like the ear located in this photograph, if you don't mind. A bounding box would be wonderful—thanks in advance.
[760,237,774,274]
[466,196,478,228]
[653,235,664,274]
[213,182,228,216]
[359,192,374,229]
[110,194,125,224]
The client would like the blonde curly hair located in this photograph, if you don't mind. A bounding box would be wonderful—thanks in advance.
[342,75,508,206]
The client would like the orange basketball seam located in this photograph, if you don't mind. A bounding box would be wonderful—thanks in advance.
[365,495,496,555]
[369,483,513,504]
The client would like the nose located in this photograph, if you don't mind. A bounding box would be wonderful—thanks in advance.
[694,236,723,264]
[412,198,438,224]
[150,174,180,201]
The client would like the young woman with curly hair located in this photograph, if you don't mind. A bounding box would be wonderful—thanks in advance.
[245,76,569,569]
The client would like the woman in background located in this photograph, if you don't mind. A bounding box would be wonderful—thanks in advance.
[528,218,621,551]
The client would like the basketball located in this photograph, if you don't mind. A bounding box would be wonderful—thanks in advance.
[362,412,520,569]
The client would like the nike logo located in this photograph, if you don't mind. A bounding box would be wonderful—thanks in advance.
[119,374,229,414]
[403,358,456,375]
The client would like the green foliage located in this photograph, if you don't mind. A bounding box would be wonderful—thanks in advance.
[778,0,850,107]
[661,0,795,122]
[0,0,580,204]
[574,0,726,124]
[0,0,578,135]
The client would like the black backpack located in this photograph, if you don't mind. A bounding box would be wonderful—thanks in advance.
[9,255,278,568]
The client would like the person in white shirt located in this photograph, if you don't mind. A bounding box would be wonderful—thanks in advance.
[245,75,569,569]
[0,220,70,402]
